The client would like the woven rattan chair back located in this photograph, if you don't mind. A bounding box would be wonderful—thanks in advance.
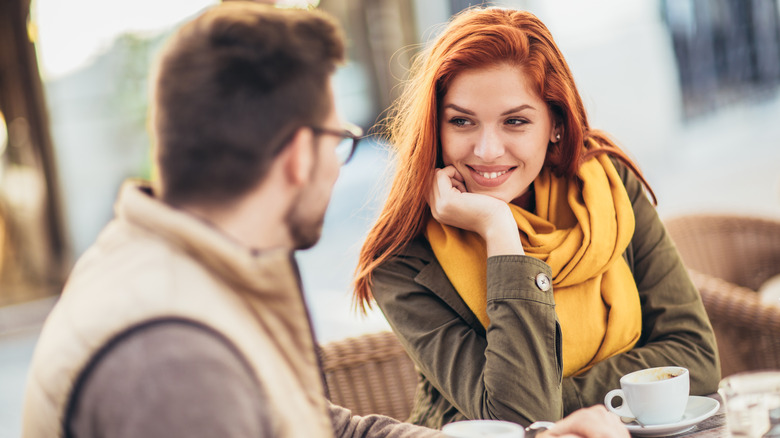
[320,331,418,421]
[664,213,780,376]
[664,214,780,290]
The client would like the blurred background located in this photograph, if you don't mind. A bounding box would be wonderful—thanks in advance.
[1,0,780,435]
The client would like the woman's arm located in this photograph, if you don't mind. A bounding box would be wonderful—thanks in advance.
[560,162,721,414]
[372,244,563,427]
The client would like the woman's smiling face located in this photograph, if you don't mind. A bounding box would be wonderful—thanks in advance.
[439,63,558,204]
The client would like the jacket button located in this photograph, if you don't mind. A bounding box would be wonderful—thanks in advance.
[535,273,551,291]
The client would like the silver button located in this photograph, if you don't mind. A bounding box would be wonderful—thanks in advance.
[535,273,551,291]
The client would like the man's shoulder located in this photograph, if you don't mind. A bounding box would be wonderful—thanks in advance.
[67,320,275,437]
[71,217,200,281]
[74,319,258,389]
[61,216,223,316]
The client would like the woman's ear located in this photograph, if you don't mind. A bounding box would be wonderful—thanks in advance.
[550,124,562,143]
[282,127,315,186]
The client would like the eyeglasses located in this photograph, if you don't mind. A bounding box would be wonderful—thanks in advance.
[310,123,364,165]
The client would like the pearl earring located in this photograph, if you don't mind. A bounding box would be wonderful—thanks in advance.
[555,133,561,141]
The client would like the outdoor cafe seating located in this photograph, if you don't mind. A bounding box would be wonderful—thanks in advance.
[320,213,780,430]
[320,330,417,421]
[664,213,780,377]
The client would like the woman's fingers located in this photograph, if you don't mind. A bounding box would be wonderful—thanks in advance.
[450,176,467,193]
[427,165,524,255]
[430,168,449,200]
[439,166,467,193]
[450,166,465,183]
[439,165,460,179]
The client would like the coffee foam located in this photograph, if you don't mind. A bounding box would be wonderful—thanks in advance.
[626,368,683,383]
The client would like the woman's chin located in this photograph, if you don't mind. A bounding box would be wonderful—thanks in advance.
[466,188,514,204]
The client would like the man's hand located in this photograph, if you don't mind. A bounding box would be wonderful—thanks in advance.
[541,405,629,438]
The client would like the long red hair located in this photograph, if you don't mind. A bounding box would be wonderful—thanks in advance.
[353,7,655,310]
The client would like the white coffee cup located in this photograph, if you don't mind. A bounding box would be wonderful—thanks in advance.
[442,419,525,438]
[604,366,690,425]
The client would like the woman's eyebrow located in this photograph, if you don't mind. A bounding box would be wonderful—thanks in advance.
[442,103,475,115]
[500,104,534,116]
[443,103,535,116]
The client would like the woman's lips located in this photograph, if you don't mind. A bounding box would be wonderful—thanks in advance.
[468,166,515,187]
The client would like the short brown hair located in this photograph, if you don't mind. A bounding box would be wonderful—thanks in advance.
[152,2,345,206]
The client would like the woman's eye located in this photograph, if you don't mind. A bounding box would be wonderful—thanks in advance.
[506,118,529,126]
[448,117,471,127]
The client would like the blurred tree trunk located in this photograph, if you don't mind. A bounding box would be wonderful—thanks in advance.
[0,0,68,305]
[362,0,417,112]
[320,0,418,124]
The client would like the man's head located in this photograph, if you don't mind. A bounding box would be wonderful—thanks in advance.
[151,2,345,209]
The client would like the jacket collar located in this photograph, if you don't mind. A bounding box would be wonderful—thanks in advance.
[114,180,298,299]
[407,237,487,337]
[114,181,325,384]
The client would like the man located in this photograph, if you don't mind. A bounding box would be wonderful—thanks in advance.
[21,3,628,437]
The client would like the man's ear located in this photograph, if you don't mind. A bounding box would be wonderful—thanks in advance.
[282,127,315,186]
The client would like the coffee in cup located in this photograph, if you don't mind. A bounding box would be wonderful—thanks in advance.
[604,366,690,425]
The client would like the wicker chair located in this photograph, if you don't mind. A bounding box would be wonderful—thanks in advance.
[664,213,780,376]
[319,331,418,420]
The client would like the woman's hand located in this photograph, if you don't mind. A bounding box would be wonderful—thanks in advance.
[428,166,524,256]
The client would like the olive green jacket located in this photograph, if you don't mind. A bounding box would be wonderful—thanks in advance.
[371,162,721,429]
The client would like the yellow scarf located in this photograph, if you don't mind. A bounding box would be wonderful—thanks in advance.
[425,151,641,377]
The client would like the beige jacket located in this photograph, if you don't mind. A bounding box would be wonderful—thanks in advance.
[22,182,333,437]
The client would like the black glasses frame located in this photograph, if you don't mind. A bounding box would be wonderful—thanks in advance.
[310,123,364,165]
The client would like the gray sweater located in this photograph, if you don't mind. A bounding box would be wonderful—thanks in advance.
[67,321,444,438]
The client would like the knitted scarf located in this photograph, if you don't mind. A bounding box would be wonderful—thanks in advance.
[425,150,641,377]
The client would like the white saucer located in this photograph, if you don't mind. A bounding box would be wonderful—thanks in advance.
[623,396,720,437]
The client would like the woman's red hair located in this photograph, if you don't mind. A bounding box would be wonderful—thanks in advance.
[353,7,655,311]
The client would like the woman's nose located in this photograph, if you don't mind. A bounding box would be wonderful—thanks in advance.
[473,128,504,161]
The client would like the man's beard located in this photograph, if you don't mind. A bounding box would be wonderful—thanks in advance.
[284,187,326,250]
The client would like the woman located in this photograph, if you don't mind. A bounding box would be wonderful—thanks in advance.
[353,7,720,428]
